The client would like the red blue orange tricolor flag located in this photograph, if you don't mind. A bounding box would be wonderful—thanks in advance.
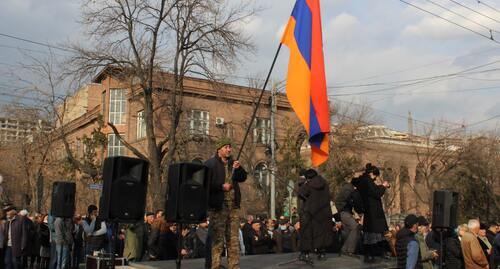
[281,0,330,166]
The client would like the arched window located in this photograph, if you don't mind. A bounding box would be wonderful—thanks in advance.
[254,162,269,187]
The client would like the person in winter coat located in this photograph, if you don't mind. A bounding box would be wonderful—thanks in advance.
[415,217,438,269]
[146,218,169,261]
[123,221,144,262]
[461,219,489,269]
[165,223,179,260]
[335,175,364,256]
[250,221,272,255]
[273,219,297,253]
[37,215,51,269]
[3,206,29,269]
[53,217,74,269]
[351,163,390,263]
[493,232,500,269]
[395,214,421,269]
[443,229,464,269]
[297,168,333,262]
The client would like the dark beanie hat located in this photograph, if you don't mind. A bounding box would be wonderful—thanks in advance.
[418,216,429,226]
[404,214,419,228]
[365,163,380,176]
[299,168,318,179]
[87,205,98,215]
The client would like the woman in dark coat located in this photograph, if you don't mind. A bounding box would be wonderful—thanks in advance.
[443,230,464,269]
[351,163,390,263]
[297,169,333,261]
[147,219,169,261]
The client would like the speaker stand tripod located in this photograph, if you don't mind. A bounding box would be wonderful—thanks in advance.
[176,223,184,269]
[110,221,118,269]
[277,253,315,267]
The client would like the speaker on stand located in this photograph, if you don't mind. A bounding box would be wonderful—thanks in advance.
[99,156,149,268]
[432,190,459,269]
[165,162,210,269]
[51,182,76,218]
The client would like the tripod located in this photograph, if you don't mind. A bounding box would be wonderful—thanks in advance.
[277,253,315,267]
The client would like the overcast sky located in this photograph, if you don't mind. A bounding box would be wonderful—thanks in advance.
[1,0,500,134]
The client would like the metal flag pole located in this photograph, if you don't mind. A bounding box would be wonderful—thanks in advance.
[236,43,283,161]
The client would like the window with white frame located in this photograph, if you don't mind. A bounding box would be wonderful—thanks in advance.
[137,111,146,139]
[254,162,269,187]
[107,134,125,157]
[190,110,209,135]
[108,89,127,125]
[254,118,271,144]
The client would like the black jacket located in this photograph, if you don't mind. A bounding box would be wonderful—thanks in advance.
[396,228,422,269]
[444,235,464,269]
[335,182,364,214]
[297,174,333,251]
[351,174,388,234]
[205,155,247,210]
[3,216,30,257]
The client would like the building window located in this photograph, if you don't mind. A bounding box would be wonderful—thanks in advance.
[253,118,271,144]
[254,162,269,187]
[137,111,146,139]
[190,110,209,135]
[107,134,125,157]
[109,89,126,125]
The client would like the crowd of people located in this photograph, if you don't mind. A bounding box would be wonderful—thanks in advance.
[0,153,498,269]
[1,202,497,269]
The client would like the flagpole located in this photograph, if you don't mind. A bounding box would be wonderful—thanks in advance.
[236,43,283,161]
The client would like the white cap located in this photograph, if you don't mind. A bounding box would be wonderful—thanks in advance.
[19,209,28,216]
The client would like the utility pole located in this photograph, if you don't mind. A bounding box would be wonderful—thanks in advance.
[270,85,277,220]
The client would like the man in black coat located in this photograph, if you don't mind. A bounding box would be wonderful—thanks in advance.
[297,168,333,262]
[3,206,29,269]
[335,176,364,256]
[352,163,390,263]
[204,137,247,269]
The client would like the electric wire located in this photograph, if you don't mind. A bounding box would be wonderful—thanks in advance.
[399,0,500,45]
[424,0,500,34]
[446,0,500,24]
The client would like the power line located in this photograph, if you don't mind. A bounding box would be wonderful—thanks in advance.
[425,0,500,34]
[478,0,500,14]
[329,68,500,97]
[334,47,500,85]
[331,85,500,97]
[330,60,500,89]
[0,33,73,53]
[446,0,500,24]
[399,0,500,45]
[465,114,500,127]
[0,43,67,56]
[332,98,463,128]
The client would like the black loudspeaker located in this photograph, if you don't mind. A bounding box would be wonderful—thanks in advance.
[166,163,210,223]
[99,156,149,222]
[51,182,76,218]
[432,190,459,228]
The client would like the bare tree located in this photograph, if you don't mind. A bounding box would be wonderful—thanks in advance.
[68,0,257,207]
[451,133,500,222]
[407,125,462,209]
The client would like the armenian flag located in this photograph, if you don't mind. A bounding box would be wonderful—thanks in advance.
[281,0,330,166]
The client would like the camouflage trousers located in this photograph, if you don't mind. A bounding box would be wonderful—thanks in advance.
[210,203,240,269]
